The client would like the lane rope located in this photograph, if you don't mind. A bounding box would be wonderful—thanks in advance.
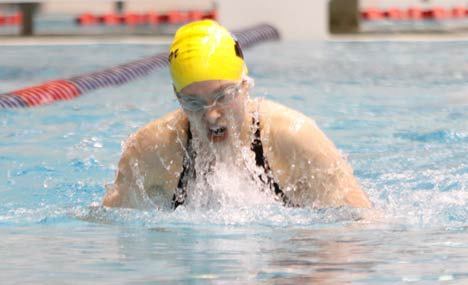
[0,24,280,109]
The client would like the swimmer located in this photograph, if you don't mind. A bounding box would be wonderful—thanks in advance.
[102,20,371,209]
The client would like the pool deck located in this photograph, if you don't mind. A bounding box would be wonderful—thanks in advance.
[330,32,468,42]
[1,32,468,45]
[0,35,174,46]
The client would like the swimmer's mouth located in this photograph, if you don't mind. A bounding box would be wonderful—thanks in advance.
[208,126,227,142]
[208,126,226,136]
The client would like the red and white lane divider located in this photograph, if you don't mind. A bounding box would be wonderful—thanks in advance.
[361,6,468,21]
[0,12,22,26]
[0,24,280,109]
[76,10,217,26]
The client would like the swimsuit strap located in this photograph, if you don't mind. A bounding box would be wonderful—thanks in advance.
[250,117,296,207]
[172,122,195,209]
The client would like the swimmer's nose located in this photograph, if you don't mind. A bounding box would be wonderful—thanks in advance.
[204,107,222,124]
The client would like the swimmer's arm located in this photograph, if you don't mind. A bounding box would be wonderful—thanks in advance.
[102,138,147,208]
[271,112,371,208]
[103,111,187,209]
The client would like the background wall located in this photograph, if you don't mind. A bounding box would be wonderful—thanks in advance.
[124,0,213,12]
[41,0,329,40]
[40,0,213,14]
[29,0,468,39]
[217,0,328,40]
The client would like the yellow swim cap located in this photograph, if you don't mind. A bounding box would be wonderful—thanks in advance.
[169,20,247,92]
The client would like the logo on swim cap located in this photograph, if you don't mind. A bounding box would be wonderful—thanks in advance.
[169,20,248,92]
[168,48,179,63]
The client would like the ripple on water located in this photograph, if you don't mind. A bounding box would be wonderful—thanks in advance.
[394,130,467,143]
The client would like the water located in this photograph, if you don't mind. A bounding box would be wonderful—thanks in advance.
[1,41,467,284]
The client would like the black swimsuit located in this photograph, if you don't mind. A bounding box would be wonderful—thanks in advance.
[171,117,294,209]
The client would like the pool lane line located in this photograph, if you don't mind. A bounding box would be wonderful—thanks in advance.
[0,24,280,109]
[0,93,28,108]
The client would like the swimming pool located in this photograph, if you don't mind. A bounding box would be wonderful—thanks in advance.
[1,40,467,283]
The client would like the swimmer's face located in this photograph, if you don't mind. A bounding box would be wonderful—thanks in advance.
[176,80,249,143]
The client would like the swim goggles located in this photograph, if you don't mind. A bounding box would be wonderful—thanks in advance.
[175,83,243,112]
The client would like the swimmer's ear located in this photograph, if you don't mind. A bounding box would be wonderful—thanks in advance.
[241,80,248,91]
[241,76,255,90]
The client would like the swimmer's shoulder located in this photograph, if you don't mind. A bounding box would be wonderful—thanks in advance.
[129,108,189,156]
[256,98,327,148]
[104,110,188,209]
[255,99,370,208]
[255,98,343,176]
[120,109,188,189]
[256,99,315,126]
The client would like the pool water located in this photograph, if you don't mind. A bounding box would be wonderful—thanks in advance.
[1,41,467,284]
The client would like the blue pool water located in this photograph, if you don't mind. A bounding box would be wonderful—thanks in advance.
[1,41,467,284]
